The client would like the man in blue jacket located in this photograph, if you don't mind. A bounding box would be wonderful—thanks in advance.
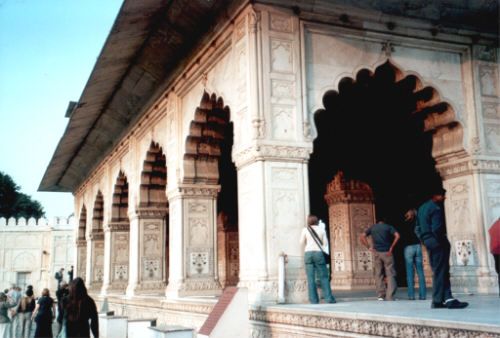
[415,187,468,309]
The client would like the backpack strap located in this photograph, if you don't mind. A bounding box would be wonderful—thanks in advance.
[307,226,326,253]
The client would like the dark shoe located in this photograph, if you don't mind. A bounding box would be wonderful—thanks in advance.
[445,299,469,309]
[431,302,446,308]
[327,298,337,303]
[419,297,426,300]
[408,297,415,300]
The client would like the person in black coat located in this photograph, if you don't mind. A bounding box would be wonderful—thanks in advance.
[61,277,98,337]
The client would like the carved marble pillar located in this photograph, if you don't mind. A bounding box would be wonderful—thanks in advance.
[102,222,129,294]
[165,185,222,298]
[324,172,376,290]
[87,233,104,292]
[235,154,310,304]
[126,208,166,296]
[76,239,87,281]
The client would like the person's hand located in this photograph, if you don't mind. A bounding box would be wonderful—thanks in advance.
[369,247,376,253]
[388,248,393,256]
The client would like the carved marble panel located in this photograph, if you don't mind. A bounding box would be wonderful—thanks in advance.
[485,124,500,153]
[94,267,103,282]
[271,167,297,186]
[189,218,209,247]
[482,101,500,119]
[144,233,160,256]
[333,251,345,272]
[454,240,475,266]
[479,66,499,97]
[143,259,161,280]
[269,13,292,33]
[113,264,128,281]
[189,251,210,275]
[270,39,293,73]
[271,79,295,100]
[272,105,295,139]
[356,251,373,272]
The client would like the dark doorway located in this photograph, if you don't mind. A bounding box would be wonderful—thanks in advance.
[309,61,446,286]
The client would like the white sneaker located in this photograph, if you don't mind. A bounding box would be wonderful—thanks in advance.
[377,297,384,301]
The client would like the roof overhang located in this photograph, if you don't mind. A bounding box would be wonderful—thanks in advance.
[39,0,498,193]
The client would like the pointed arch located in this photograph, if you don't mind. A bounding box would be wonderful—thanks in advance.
[314,60,463,160]
[78,204,87,241]
[183,91,231,184]
[92,191,104,235]
[112,171,129,222]
[139,141,167,208]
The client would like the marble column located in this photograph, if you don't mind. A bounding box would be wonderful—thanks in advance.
[76,239,87,282]
[165,185,222,298]
[87,232,104,292]
[126,208,167,296]
[102,222,129,294]
[324,172,376,290]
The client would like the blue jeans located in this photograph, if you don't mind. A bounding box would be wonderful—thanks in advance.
[404,244,427,299]
[304,251,335,303]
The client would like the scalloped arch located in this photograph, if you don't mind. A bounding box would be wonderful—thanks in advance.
[139,141,167,208]
[313,60,464,160]
[183,91,231,184]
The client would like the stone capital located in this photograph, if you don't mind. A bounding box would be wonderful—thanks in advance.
[105,222,130,232]
[88,232,104,241]
[233,144,312,169]
[166,184,220,201]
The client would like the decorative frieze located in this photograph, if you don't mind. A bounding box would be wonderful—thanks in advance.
[249,310,498,338]
[233,145,311,169]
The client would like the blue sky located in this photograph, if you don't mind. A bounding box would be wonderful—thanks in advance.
[0,0,123,218]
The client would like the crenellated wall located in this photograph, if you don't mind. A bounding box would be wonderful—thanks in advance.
[0,216,75,296]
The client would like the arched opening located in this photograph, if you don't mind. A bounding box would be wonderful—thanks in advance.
[77,204,87,280]
[78,204,87,241]
[140,142,167,208]
[139,142,169,287]
[112,172,129,223]
[92,191,104,234]
[309,61,461,287]
[184,92,239,288]
[89,191,104,288]
[110,171,130,288]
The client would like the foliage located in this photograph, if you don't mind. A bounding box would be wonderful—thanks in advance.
[0,171,45,218]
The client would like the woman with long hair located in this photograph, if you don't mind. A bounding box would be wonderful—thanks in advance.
[31,288,55,338]
[62,277,98,337]
[17,289,36,338]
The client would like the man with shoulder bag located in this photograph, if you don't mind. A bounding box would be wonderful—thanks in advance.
[300,215,336,304]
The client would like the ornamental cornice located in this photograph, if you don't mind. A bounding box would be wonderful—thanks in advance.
[167,185,220,200]
[105,222,130,232]
[179,279,222,292]
[134,207,167,219]
[248,308,498,337]
[164,301,214,314]
[437,158,500,178]
[75,239,87,247]
[233,144,312,169]
[89,233,104,241]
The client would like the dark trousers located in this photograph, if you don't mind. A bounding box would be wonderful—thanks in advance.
[428,239,453,304]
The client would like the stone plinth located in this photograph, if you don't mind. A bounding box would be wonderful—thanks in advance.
[324,172,376,290]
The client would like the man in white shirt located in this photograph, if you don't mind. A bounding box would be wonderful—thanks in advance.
[300,215,336,304]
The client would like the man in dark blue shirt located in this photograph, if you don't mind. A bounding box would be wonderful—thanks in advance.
[415,187,468,309]
[361,218,400,301]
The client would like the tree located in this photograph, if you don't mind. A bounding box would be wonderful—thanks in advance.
[0,171,45,219]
